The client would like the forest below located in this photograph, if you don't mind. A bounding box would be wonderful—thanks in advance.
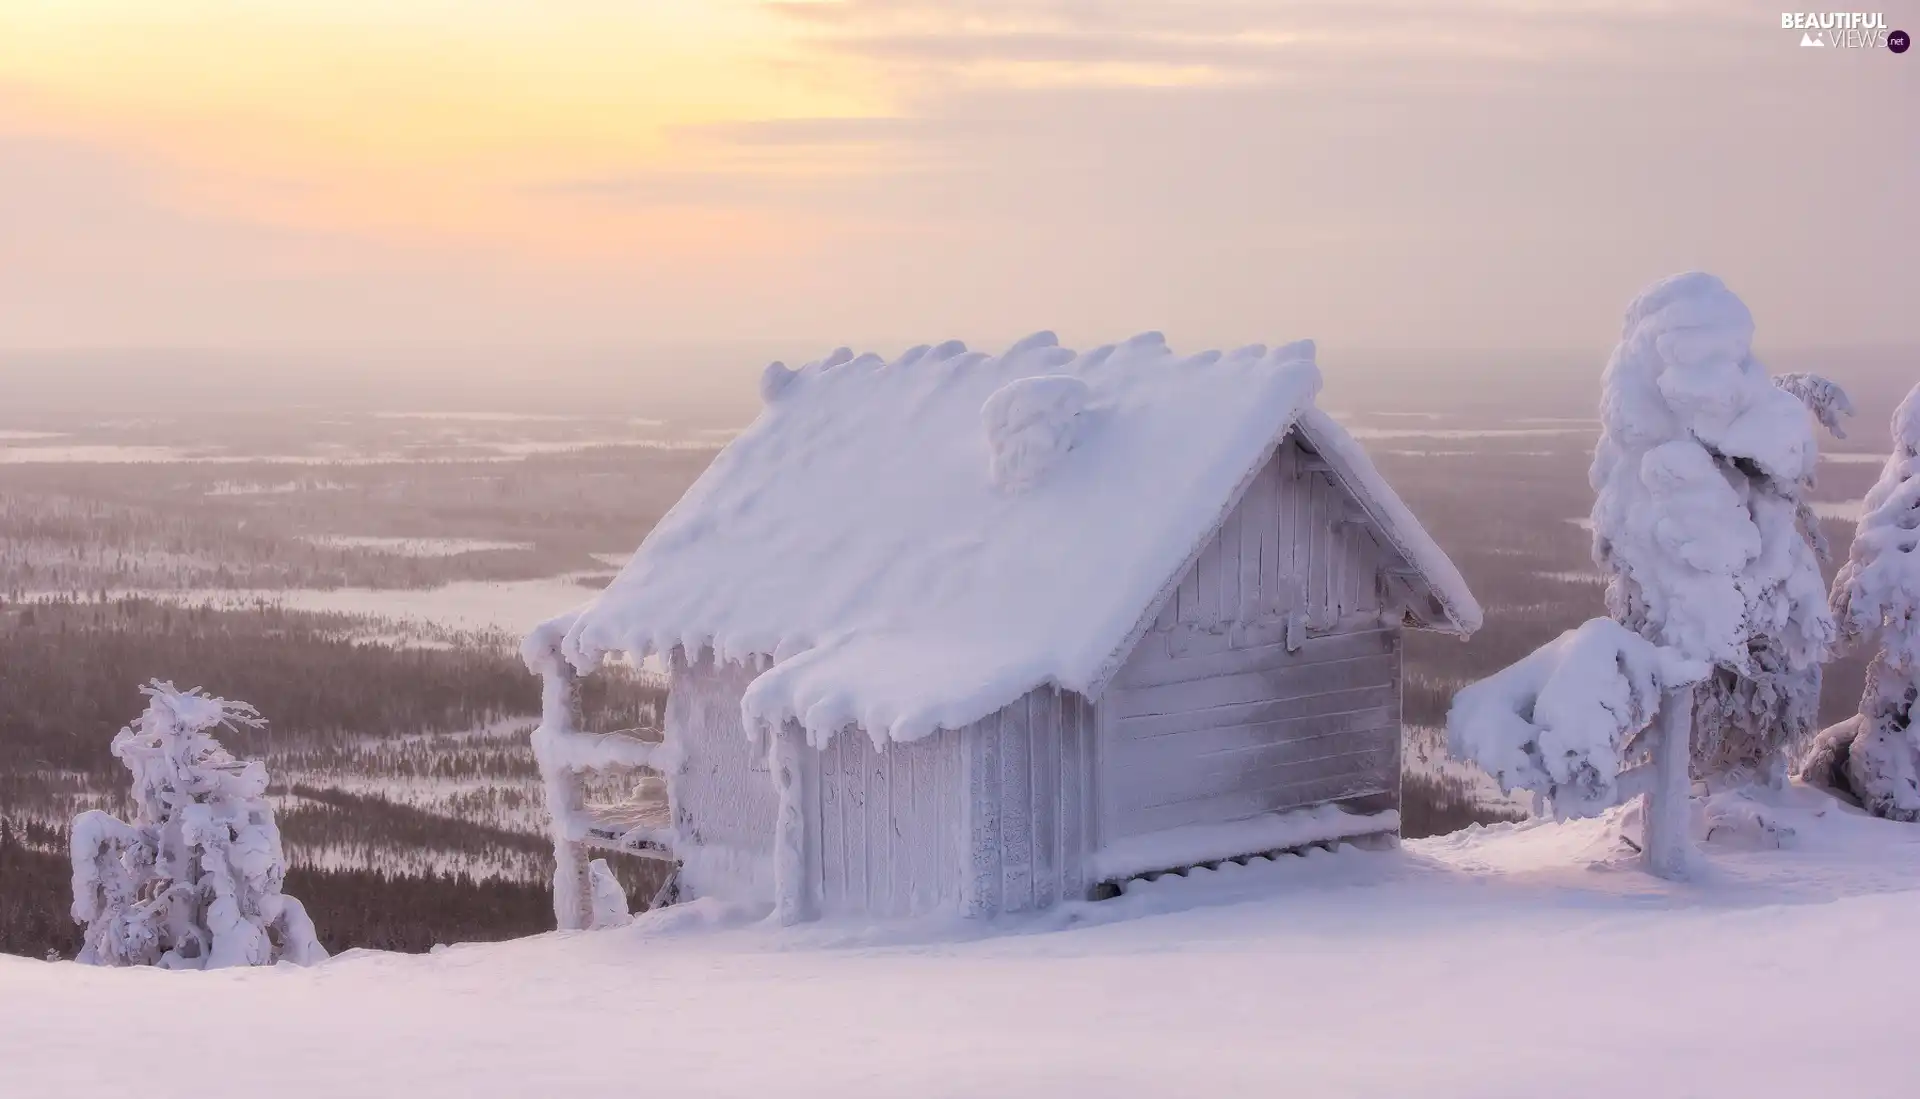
[0,597,669,959]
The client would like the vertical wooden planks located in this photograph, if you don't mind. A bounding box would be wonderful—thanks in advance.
[868,736,891,914]
[843,730,867,910]
[819,734,844,910]
[1312,472,1335,625]
[910,732,935,912]
[803,694,1115,919]
[1288,446,1313,620]
[1339,523,1357,617]
[1263,442,1289,618]
[1239,459,1267,620]
[1364,531,1387,614]
[1000,698,1034,913]
[804,733,825,915]
[1060,694,1086,901]
[890,742,910,917]
[1177,550,1200,630]
[936,728,955,910]
[1196,528,1222,625]
[1031,689,1060,911]
[1217,505,1241,618]
[1334,504,1352,620]
[1389,630,1405,814]
[965,712,1003,917]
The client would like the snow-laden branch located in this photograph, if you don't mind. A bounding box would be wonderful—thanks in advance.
[1775,372,1855,441]
[1448,619,1706,819]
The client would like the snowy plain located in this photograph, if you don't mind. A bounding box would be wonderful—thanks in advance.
[17,573,609,638]
[5,791,1916,1099]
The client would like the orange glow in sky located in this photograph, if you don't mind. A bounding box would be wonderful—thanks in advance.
[0,1,885,259]
[1,1,1910,351]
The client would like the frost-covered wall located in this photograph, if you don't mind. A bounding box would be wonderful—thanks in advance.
[1151,433,1392,649]
[962,686,1095,916]
[673,667,1093,917]
[667,651,778,900]
[1096,434,1403,850]
[813,724,968,917]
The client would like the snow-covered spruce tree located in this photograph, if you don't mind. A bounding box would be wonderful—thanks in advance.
[71,681,325,968]
[1448,618,1706,874]
[1589,273,1834,788]
[1803,384,1920,820]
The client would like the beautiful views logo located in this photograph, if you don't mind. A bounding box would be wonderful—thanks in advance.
[1781,12,1909,50]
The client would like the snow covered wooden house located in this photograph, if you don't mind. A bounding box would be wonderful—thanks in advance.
[523,333,1480,927]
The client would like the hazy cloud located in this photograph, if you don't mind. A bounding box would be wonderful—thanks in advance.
[1,2,1913,353]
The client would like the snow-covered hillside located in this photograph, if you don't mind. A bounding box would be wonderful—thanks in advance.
[6,789,1918,1098]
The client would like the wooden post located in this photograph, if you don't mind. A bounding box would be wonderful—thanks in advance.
[1644,684,1694,881]
[536,659,595,931]
[549,770,594,931]
[770,720,816,925]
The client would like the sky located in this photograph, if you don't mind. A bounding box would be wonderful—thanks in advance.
[0,1,1914,355]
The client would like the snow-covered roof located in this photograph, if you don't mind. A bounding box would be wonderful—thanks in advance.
[547,332,1477,744]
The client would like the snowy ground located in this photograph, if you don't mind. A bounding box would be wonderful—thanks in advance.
[6,789,1917,1098]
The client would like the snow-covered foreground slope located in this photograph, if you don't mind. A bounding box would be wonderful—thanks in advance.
[6,791,1919,1099]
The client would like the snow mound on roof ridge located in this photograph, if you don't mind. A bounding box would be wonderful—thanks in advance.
[981,374,1092,492]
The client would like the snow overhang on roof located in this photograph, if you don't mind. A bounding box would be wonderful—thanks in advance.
[531,332,1478,746]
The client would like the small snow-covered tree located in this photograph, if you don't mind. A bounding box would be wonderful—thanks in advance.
[1590,272,1834,786]
[1803,385,1920,820]
[1448,618,1706,875]
[71,681,325,968]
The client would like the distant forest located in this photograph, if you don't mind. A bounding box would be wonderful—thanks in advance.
[0,597,536,781]
[0,597,671,959]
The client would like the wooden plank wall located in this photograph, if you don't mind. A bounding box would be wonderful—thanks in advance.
[812,725,967,918]
[667,652,779,858]
[673,659,1095,918]
[1153,433,1389,655]
[962,686,1096,917]
[1100,433,1404,846]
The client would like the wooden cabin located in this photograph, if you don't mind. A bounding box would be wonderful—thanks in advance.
[523,333,1480,927]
